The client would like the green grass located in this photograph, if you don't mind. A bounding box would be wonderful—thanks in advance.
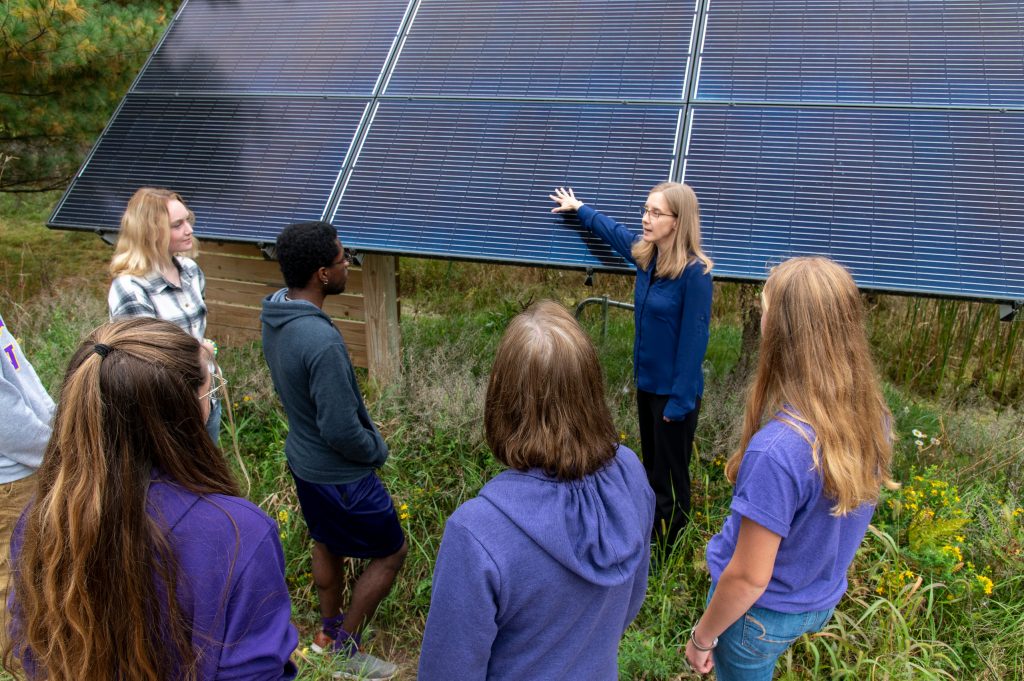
[1,209,1022,679]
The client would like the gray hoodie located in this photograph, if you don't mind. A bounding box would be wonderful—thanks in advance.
[0,313,54,484]
[260,290,387,484]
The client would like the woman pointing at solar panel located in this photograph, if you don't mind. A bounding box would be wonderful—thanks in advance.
[550,184,713,547]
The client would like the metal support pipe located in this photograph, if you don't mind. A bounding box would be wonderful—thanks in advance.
[574,296,634,341]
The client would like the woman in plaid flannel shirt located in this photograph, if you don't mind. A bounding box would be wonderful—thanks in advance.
[108,187,222,442]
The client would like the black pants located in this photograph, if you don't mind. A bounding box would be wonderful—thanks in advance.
[637,390,701,545]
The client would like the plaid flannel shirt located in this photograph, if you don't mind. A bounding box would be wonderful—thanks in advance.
[108,256,207,340]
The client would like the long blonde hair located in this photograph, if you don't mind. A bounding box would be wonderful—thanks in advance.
[725,257,897,515]
[631,182,713,279]
[109,187,198,278]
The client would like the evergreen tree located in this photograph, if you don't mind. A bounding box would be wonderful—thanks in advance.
[1,0,177,191]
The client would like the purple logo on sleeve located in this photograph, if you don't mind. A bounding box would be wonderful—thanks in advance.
[4,344,19,371]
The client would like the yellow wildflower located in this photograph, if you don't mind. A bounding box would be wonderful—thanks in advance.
[277,510,289,523]
[976,575,994,596]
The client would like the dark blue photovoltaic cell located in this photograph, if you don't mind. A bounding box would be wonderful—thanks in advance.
[333,101,681,268]
[45,0,1024,302]
[697,0,1024,106]
[134,0,408,95]
[684,106,1024,299]
[385,0,696,100]
[50,95,367,242]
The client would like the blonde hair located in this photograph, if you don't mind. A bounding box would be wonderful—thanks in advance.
[109,187,198,278]
[725,257,897,515]
[631,182,713,279]
[485,301,617,480]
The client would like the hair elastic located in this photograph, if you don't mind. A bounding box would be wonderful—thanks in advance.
[93,343,112,358]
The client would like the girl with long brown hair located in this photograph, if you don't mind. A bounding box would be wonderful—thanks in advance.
[2,317,296,681]
[550,183,713,545]
[685,257,897,679]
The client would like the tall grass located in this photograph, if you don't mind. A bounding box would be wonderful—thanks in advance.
[1,207,1022,679]
[868,295,1023,405]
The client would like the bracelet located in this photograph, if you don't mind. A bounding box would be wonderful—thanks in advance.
[690,627,718,652]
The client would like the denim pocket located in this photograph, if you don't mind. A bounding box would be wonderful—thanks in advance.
[739,608,810,660]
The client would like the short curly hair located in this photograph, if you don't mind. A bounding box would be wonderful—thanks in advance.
[275,221,340,289]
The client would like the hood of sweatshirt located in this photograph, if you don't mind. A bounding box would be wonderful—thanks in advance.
[478,445,653,587]
[260,288,327,329]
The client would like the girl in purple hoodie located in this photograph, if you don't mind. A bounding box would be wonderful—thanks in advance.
[419,301,656,680]
[3,317,297,681]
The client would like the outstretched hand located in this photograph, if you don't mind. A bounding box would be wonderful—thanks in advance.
[549,186,583,213]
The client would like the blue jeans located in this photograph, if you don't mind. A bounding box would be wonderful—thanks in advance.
[707,585,834,681]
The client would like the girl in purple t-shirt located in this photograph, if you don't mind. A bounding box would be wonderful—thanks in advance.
[3,318,296,681]
[685,257,897,680]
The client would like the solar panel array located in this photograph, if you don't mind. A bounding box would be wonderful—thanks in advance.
[49,0,1024,302]
[689,0,1024,300]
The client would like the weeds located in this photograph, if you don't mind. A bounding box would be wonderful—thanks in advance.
[2,212,1022,679]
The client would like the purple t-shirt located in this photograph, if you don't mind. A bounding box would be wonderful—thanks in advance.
[10,477,298,680]
[706,417,875,613]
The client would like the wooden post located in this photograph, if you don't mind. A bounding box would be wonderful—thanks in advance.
[361,253,401,385]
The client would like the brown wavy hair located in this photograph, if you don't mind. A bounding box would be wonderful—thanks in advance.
[631,182,713,279]
[485,301,617,480]
[2,317,239,680]
[109,187,199,278]
[725,257,897,515]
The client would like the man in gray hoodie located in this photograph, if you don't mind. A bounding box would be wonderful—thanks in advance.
[0,311,54,594]
[261,221,406,681]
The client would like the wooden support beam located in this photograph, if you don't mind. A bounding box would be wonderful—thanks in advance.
[200,241,371,368]
[361,254,401,385]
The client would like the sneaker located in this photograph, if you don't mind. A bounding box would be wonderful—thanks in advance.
[311,629,362,655]
[330,650,398,680]
[310,630,336,655]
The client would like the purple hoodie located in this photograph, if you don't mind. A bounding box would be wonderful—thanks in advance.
[419,445,655,681]
[10,477,298,680]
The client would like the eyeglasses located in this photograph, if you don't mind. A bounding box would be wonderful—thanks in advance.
[200,365,227,402]
[640,206,676,220]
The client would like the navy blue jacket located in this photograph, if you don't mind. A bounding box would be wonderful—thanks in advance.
[577,204,712,421]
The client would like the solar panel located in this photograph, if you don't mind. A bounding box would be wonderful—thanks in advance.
[684,106,1024,300]
[46,0,1024,303]
[697,0,1024,107]
[50,95,368,241]
[385,0,696,100]
[333,101,682,268]
[134,0,409,95]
